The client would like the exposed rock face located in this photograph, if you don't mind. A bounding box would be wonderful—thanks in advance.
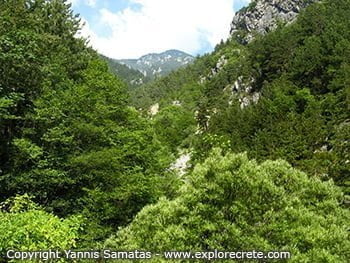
[227,76,261,109]
[172,100,182,106]
[149,103,159,116]
[226,0,320,107]
[230,0,320,43]
[170,151,191,176]
[198,55,228,84]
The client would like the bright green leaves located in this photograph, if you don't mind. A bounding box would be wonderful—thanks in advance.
[107,150,350,262]
[0,0,88,174]
[0,195,81,253]
[0,91,24,120]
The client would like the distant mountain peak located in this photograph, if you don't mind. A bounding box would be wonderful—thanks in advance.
[118,49,194,79]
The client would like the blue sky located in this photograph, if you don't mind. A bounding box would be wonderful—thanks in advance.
[71,0,251,59]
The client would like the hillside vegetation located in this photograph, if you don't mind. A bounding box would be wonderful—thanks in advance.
[0,0,349,261]
[131,0,350,196]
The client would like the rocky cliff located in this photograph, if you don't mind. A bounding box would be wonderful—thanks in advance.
[230,0,320,43]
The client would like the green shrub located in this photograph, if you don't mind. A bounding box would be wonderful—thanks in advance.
[0,195,81,255]
[106,149,350,262]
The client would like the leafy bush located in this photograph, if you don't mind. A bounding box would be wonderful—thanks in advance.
[0,195,80,255]
[106,149,350,262]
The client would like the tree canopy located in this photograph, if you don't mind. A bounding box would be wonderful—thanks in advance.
[106,149,350,262]
[0,0,349,259]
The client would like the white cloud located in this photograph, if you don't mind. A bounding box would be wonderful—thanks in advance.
[69,0,96,7]
[79,0,235,59]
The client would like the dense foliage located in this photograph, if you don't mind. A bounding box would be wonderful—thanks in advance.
[153,105,197,152]
[106,149,350,262]
[0,0,172,245]
[0,195,80,254]
[200,0,350,196]
[0,0,349,261]
[128,0,350,196]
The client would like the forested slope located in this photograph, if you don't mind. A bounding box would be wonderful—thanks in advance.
[198,0,350,196]
[0,0,349,261]
[130,0,350,196]
[102,55,150,87]
[0,0,176,249]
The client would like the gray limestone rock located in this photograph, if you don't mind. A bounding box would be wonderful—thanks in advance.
[230,0,320,43]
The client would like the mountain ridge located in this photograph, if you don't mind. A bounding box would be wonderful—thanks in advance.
[117,49,194,79]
